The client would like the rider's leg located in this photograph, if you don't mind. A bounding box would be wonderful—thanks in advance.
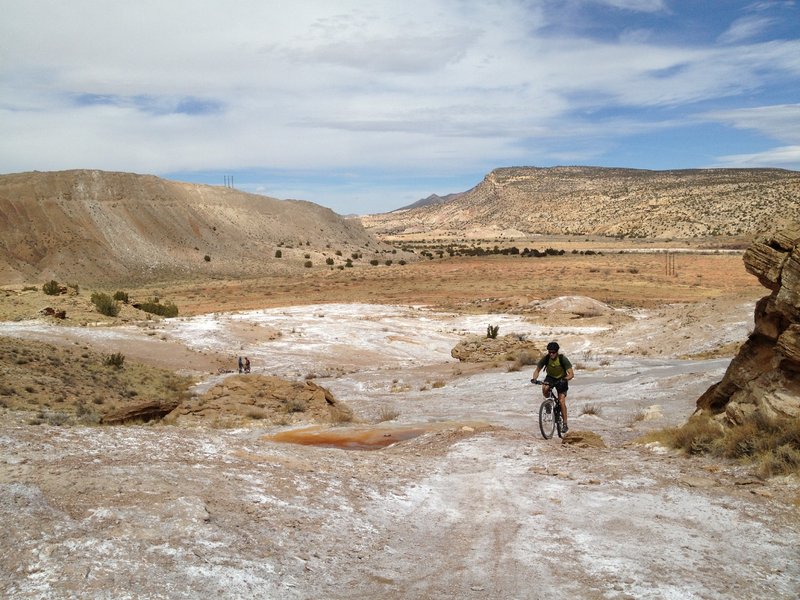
[559,393,568,427]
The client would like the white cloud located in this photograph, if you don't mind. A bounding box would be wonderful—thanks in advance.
[590,0,667,12]
[717,15,776,44]
[705,104,800,143]
[1,0,799,211]
[707,104,800,170]
[715,145,800,168]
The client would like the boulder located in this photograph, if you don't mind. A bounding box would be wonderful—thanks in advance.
[697,226,800,423]
[164,374,352,427]
[451,334,542,363]
[101,399,182,425]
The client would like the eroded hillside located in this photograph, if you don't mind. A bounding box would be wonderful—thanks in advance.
[361,166,800,240]
[0,170,395,285]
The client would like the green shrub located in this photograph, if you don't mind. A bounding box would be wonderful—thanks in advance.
[113,290,129,303]
[104,352,125,368]
[137,298,179,318]
[326,257,334,265]
[304,260,313,268]
[42,280,61,296]
[91,292,120,317]
[370,259,379,266]
[204,254,211,262]
[487,325,499,339]
[275,250,282,258]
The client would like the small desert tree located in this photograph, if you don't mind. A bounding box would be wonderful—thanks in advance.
[487,325,500,339]
[91,292,120,317]
[42,280,61,296]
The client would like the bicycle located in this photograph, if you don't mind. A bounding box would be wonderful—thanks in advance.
[531,379,564,439]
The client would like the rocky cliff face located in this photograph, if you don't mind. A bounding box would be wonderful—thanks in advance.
[697,226,800,423]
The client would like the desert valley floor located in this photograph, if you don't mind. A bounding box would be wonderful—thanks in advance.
[1,249,798,599]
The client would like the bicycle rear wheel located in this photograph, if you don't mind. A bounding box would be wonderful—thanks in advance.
[539,399,556,439]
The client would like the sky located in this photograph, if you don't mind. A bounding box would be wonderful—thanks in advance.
[1,1,799,215]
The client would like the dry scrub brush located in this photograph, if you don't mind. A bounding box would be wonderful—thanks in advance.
[643,412,800,478]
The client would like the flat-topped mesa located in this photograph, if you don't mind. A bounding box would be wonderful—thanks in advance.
[697,225,800,424]
[361,166,800,239]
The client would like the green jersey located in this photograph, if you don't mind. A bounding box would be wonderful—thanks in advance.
[537,353,572,379]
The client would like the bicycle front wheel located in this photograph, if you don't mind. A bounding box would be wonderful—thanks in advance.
[539,399,556,439]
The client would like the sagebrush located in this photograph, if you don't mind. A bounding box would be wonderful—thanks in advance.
[644,413,800,477]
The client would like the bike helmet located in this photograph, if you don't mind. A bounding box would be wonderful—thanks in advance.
[546,341,560,353]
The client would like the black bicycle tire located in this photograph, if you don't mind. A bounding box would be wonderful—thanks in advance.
[539,399,556,439]
[554,399,563,438]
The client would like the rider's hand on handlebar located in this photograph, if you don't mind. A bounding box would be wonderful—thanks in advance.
[531,379,542,384]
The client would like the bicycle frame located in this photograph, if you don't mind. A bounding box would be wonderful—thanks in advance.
[533,380,563,439]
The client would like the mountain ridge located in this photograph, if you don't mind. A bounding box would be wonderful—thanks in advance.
[361,166,800,239]
[0,169,388,285]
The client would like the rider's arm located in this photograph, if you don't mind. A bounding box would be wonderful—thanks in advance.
[531,366,541,380]
[565,367,574,381]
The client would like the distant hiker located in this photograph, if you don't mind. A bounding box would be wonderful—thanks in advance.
[244,357,251,373]
[531,341,574,433]
[238,356,243,374]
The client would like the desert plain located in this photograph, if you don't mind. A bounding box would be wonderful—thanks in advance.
[1,240,799,599]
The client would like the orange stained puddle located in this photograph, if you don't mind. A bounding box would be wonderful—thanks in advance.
[263,421,487,450]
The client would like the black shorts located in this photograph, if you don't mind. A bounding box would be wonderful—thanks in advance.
[544,376,568,396]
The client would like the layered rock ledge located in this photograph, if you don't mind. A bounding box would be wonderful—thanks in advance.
[697,226,800,423]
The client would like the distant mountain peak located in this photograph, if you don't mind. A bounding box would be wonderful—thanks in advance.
[395,191,464,212]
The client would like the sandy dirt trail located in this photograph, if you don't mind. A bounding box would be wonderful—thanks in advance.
[1,300,799,599]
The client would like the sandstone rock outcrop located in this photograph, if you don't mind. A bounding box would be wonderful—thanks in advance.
[165,375,352,427]
[697,226,800,423]
[451,334,542,364]
[101,399,182,425]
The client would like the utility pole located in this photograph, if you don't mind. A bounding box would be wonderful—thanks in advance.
[665,252,676,276]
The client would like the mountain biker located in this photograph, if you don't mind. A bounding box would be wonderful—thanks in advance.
[531,341,574,433]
